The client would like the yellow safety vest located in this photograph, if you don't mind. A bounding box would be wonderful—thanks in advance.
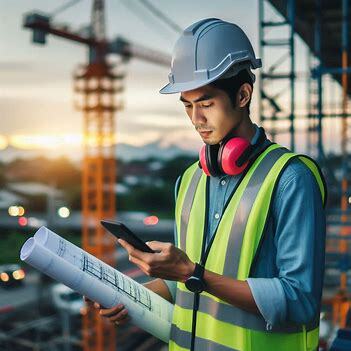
[170,143,326,351]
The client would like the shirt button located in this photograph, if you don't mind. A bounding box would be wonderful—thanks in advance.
[214,213,220,220]
[221,180,226,186]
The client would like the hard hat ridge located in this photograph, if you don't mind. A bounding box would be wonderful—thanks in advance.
[183,17,221,36]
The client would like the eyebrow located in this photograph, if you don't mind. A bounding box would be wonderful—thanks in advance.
[179,94,214,103]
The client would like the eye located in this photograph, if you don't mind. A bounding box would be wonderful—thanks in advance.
[201,103,213,108]
[184,104,192,109]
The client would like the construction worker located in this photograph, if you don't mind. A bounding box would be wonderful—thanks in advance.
[93,18,327,351]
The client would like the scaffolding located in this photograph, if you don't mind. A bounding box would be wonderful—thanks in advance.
[258,0,296,151]
[261,0,351,328]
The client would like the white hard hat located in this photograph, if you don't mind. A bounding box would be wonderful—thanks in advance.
[160,18,261,94]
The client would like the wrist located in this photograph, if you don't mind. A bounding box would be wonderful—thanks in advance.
[183,262,196,282]
[184,263,206,293]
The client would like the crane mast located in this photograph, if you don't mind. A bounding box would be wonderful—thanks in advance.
[23,1,170,349]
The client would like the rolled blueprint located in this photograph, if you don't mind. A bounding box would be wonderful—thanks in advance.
[20,226,173,343]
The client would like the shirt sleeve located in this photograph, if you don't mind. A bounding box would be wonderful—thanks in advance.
[163,279,177,303]
[247,159,326,327]
[163,175,183,303]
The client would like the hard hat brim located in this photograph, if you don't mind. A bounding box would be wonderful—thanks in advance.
[159,65,257,94]
[159,79,213,94]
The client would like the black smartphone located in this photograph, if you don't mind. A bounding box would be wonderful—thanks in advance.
[101,220,155,253]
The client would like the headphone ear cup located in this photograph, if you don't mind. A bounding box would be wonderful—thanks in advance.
[199,144,221,176]
[220,138,251,175]
[217,139,227,175]
[199,145,211,176]
[207,144,221,177]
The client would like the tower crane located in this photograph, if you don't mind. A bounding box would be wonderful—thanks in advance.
[23,1,170,350]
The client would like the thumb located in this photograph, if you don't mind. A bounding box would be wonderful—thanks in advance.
[146,241,168,252]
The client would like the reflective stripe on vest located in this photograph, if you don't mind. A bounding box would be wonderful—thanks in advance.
[179,167,203,251]
[171,324,238,351]
[174,288,319,333]
[170,144,326,351]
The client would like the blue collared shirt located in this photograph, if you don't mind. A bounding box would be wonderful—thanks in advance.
[165,124,326,328]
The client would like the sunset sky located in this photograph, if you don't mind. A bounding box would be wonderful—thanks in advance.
[0,0,344,160]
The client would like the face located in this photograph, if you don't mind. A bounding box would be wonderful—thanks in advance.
[180,84,243,145]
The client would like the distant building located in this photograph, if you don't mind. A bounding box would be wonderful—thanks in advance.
[7,182,63,198]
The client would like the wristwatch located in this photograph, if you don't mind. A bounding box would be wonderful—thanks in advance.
[185,263,206,293]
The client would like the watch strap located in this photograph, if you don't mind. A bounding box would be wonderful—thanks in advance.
[193,263,205,280]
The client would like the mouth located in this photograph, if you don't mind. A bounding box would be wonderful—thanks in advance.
[199,131,212,138]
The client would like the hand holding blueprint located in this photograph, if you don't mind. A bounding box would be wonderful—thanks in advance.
[20,226,173,342]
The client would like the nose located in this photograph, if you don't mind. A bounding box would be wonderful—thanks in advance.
[190,105,206,126]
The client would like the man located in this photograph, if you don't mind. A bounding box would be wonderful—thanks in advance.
[91,18,327,351]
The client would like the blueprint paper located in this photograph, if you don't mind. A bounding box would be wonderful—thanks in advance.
[20,226,173,343]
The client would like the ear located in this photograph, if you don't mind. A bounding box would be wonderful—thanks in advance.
[237,83,253,109]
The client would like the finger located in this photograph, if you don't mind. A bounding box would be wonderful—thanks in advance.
[99,304,125,317]
[94,302,101,309]
[118,239,150,261]
[114,315,131,326]
[117,239,135,253]
[128,255,149,272]
[146,241,169,252]
[109,308,128,322]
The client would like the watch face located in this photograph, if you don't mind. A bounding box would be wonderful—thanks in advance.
[185,277,204,293]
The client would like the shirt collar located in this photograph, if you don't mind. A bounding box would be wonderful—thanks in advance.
[250,123,260,145]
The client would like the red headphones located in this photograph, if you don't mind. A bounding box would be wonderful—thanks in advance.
[199,127,266,177]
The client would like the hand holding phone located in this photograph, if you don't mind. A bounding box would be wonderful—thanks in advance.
[101,220,154,253]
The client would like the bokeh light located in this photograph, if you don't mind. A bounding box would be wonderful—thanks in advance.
[8,206,20,216]
[143,215,159,226]
[18,217,28,226]
[58,207,70,218]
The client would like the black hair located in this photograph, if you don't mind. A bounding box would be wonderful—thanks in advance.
[209,69,253,114]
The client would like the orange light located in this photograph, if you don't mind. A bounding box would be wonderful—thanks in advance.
[0,273,9,282]
[18,206,25,216]
[18,217,28,226]
[13,269,25,280]
[143,215,159,226]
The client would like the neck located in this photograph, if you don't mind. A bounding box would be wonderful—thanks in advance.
[235,116,255,141]
[223,113,255,144]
